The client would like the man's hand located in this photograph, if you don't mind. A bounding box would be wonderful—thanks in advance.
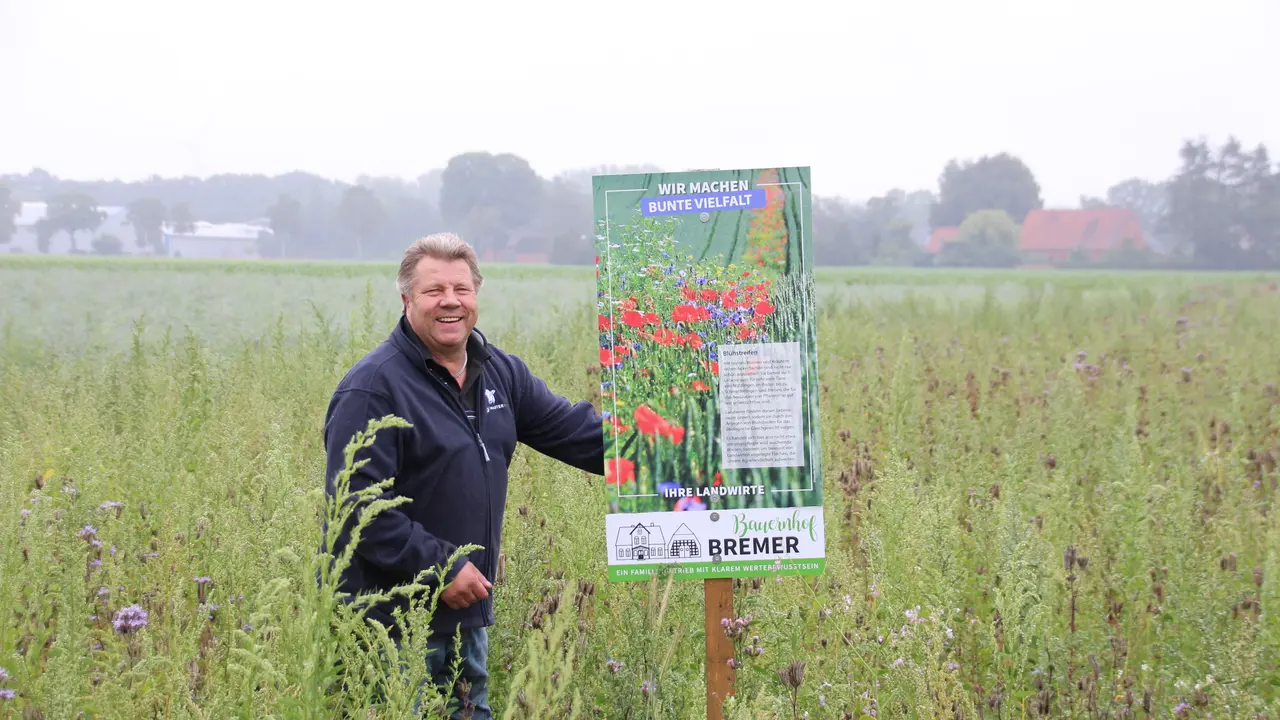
[441,561,492,610]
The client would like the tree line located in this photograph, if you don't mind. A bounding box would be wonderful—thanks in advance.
[2,136,1277,269]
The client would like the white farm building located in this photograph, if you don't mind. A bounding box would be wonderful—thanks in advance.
[163,221,270,259]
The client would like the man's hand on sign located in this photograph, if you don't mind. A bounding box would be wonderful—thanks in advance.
[441,561,492,609]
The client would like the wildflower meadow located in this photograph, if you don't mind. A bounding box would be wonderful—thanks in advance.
[1,255,1279,718]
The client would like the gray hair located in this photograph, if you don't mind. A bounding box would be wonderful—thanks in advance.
[396,232,484,296]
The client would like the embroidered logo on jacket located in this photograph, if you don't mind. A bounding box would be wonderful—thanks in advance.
[485,388,507,412]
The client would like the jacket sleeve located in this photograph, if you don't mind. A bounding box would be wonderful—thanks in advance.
[323,388,468,585]
[509,355,605,475]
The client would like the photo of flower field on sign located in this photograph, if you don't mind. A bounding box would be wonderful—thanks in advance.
[593,167,823,514]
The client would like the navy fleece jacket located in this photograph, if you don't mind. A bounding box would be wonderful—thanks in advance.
[322,316,604,637]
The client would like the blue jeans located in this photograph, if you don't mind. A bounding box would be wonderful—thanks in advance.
[418,626,491,719]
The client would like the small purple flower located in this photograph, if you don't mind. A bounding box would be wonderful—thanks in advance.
[88,559,102,570]
[0,689,15,700]
[99,501,123,512]
[195,576,213,602]
[78,525,97,541]
[20,509,30,522]
[112,604,149,633]
[0,666,7,682]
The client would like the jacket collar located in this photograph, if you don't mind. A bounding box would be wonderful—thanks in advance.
[390,314,490,374]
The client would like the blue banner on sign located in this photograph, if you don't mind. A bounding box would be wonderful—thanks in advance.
[639,189,767,217]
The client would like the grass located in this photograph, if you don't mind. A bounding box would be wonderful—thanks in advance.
[1,255,1279,718]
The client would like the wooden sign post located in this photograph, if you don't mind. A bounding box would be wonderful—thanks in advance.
[592,167,825,719]
[705,578,736,718]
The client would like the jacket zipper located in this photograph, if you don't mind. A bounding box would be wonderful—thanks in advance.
[474,372,495,612]
[420,354,496,604]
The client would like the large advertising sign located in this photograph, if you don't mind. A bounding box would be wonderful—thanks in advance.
[592,167,825,582]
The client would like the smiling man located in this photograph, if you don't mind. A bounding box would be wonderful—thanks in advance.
[322,232,604,718]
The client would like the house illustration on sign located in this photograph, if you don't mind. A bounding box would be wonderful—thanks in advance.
[669,523,700,558]
[616,522,667,561]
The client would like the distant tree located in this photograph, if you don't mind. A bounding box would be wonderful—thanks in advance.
[169,202,196,234]
[870,219,926,266]
[416,169,444,207]
[1080,179,1173,252]
[338,185,386,260]
[536,177,593,264]
[35,217,56,253]
[930,153,1043,229]
[811,196,866,265]
[935,209,1022,267]
[876,188,935,247]
[439,152,544,251]
[265,193,302,258]
[127,197,167,253]
[1164,137,1280,268]
[813,191,932,266]
[378,195,443,257]
[0,183,17,245]
[92,233,124,255]
[45,192,105,253]
[458,206,509,257]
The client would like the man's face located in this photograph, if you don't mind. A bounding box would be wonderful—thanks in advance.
[401,255,479,356]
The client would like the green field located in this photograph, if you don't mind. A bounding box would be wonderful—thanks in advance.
[2,256,1278,718]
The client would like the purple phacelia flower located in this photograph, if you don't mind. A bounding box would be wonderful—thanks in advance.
[0,689,15,700]
[195,576,213,602]
[112,604,149,633]
[78,525,97,541]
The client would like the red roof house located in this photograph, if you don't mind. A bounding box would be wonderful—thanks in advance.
[1019,208,1146,262]
[925,208,1147,264]
[927,226,959,253]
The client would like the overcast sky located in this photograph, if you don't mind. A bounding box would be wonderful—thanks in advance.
[1,0,1275,207]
